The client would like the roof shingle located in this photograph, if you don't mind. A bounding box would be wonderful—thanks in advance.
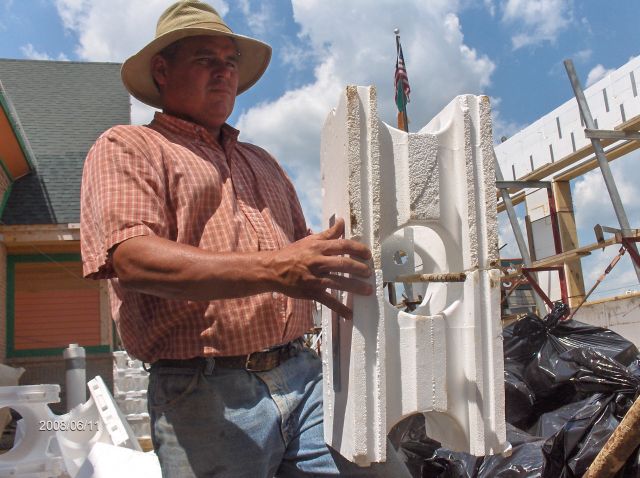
[0,59,130,224]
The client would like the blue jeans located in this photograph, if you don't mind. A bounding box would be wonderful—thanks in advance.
[148,345,411,477]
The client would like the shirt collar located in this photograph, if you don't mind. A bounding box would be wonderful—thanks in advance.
[151,112,240,150]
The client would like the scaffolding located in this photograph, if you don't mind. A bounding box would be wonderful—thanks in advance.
[496,56,640,320]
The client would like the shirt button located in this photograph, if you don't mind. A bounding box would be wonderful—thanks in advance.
[272,292,278,299]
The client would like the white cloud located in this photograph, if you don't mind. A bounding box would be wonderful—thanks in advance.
[279,40,319,71]
[238,0,495,229]
[53,0,228,124]
[585,64,615,87]
[580,245,639,300]
[237,60,340,230]
[498,204,528,259]
[572,151,640,297]
[573,48,592,63]
[490,96,527,144]
[20,43,69,61]
[51,0,496,231]
[573,152,640,233]
[484,0,497,17]
[54,0,227,61]
[131,97,158,126]
[501,0,573,50]
[238,0,273,36]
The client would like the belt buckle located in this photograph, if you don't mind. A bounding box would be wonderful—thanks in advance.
[245,352,262,372]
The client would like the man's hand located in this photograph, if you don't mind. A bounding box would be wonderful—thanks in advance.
[111,217,372,314]
[267,217,373,319]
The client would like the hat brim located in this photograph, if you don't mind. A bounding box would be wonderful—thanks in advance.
[121,28,271,109]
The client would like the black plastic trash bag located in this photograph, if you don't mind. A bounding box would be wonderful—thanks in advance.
[541,392,640,478]
[535,346,640,477]
[504,359,536,429]
[503,302,639,414]
[399,418,546,478]
[529,397,593,438]
[476,424,545,478]
[394,414,481,478]
[503,303,639,368]
[399,301,640,478]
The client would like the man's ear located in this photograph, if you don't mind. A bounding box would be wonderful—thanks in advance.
[151,54,169,90]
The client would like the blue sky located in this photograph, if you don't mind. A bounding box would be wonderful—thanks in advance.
[1,0,639,301]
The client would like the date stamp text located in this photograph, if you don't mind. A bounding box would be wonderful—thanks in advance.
[39,420,100,432]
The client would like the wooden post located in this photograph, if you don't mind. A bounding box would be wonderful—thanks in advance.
[583,394,640,478]
[552,180,586,308]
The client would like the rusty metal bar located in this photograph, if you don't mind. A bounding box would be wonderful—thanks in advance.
[521,265,568,312]
[567,246,626,321]
[521,269,554,309]
[501,277,526,306]
[395,272,467,283]
[623,237,640,269]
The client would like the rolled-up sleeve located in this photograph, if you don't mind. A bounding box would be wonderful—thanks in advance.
[80,126,168,279]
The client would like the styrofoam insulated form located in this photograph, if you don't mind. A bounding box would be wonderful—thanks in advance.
[495,55,640,180]
[320,86,507,465]
[0,376,145,478]
[0,385,66,477]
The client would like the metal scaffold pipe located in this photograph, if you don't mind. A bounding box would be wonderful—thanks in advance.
[494,154,548,316]
[564,59,640,283]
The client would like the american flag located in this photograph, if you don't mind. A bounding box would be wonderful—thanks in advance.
[395,38,410,112]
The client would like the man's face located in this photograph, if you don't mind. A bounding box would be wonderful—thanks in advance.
[152,35,240,133]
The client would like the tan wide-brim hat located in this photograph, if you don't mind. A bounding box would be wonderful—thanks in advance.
[121,0,272,109]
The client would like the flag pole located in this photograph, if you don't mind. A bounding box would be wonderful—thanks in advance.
[394,28,409,133]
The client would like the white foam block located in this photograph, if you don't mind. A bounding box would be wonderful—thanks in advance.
[321,87,508,465]
[76,443,161,478]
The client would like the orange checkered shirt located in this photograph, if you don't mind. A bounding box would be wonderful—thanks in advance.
[81,113,314,362]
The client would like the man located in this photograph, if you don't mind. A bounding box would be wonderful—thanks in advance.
[81,1,411,477]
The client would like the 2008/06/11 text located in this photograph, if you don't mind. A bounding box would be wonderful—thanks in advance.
[39,420,99,432]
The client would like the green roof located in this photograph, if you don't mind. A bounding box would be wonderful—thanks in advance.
[0,59,130,225]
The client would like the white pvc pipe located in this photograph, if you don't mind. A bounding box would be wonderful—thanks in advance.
[63,343,86,411]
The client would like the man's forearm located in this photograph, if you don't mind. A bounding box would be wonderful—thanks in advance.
[112,219,373,318]
[113,235,276,300]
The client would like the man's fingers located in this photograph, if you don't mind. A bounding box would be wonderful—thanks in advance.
[301,217,372,261]
[320,275,373,296]
[322,238,371,260]
[316,256,371,278]
[317,291,352,320]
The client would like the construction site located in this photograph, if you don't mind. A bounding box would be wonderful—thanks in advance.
[0,21,638,478]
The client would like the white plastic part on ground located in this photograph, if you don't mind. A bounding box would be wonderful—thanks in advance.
[75,443,160,478]
[320,86,508,465]
[112,351,151,440]
[0,385,66,477]
[55,376,142,477]
[0,376,158,478]
[0,364,25,437]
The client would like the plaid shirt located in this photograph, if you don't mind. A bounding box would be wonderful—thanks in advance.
[81,112,313,362]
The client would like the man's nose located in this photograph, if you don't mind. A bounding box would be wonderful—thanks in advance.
[211,59,234,78]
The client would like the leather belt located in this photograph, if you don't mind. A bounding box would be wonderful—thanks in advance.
[152,338,304,373]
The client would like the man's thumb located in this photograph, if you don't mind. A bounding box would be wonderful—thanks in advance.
[320,216,345,239]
